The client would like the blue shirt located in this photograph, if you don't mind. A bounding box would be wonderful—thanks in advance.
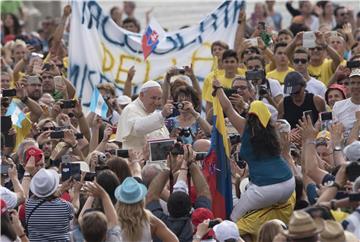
[166,117,199,144]
[239,126,293,186]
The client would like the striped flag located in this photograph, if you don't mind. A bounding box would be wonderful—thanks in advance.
[5,101,26,128]
[202,96,233,219]
[89,87,108,119]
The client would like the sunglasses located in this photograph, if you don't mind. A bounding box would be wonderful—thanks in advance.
[67,113,75,118]
[244,50,256,55]
[293,58,308,64]
[309,47,323,52]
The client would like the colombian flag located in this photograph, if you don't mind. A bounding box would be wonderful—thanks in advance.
[202,95,233,219]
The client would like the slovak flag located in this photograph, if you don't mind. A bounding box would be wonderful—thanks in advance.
[141,18,166,60]
[89,87,109,119]
[5,101,26,128]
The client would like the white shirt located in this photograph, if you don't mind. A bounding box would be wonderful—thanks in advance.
[116,98,169,150]
[333,98,360,138]
[306,77,326,98]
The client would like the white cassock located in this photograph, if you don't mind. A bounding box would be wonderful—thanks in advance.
[116,98,169,150]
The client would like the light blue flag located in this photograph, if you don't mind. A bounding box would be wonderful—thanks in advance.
[5,101,26,128]
[89,87,108,119]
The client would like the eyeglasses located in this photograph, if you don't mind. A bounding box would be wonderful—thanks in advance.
[309,47,323,52]
[243,49,256,55]
[293,58,308,64]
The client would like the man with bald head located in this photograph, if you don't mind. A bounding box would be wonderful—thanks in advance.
[116,80,173,150]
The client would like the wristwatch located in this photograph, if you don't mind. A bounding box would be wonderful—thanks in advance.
[334,146,342,151]
[24,171,31,178]
[193,234,202,241]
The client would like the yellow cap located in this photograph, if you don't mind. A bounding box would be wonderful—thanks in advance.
[316,130,331,141]
[248,101,271,128]
[63,57,69,69]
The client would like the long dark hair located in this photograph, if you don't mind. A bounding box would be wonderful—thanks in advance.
[3,13,22,36]
[247,114,281,157]
[1,213,17,241]
[173,85,200,111]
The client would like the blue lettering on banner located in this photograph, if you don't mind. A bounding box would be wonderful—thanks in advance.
[87,1,102,29]
[101,16,125,47]
[175,33,197,50]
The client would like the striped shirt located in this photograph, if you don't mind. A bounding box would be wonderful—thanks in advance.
[26,197,74,242]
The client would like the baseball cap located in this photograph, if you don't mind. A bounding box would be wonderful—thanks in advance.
[349,68,360,78]
[284,71,306,95]
[213,220,242,242]
[248,101,271,128]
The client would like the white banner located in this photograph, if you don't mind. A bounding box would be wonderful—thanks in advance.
[69,0,243,107]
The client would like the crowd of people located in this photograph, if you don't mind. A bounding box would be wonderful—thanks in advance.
[1,0,360,242]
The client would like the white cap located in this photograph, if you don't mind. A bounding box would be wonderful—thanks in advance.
[140,80,161,92]
[344,141,360,162]
[349,68,360,78]
[118,95,132,105]
[213,220,241,242]
[72,161,90,173]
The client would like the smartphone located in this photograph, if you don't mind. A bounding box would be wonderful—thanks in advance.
[149,139,175,163]
[84,172,96,182]
[320,112,332,130]
[346,61,360,69]
[60,100,76,109]
[2,89,17,97]
[75,133,84,140]
[247,38,258,47]
[257,22,266,31]
[303,31,316,48]
[320,112,332,121]
[223,88,237,98]
[245,70,264,81]
[195,152,208,161]
[116,149,129,158]
[61,163,81,181]
[50,131,64,139]
[0,164,11,175]
[208,220,221,228]
[349,193,360,202]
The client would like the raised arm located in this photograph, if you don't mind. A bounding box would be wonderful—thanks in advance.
[346,111,360,145]
[146,168,170,205]
[315,32,342,72]
[49,5,71,56]
[73,99,91,142]
[123,66,135,97]
[15,82,42,123]
[234,9,246,55]
[213,79,246,134]
[298,116,328,185]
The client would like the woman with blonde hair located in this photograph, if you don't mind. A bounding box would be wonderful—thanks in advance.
[114,177,178,242]
[257,219,286,242]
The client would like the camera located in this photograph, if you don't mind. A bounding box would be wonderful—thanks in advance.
[229,134,241,145]
[258,86,269,97]
[195,152,208,161]
[171,142,184,156]
[98,153,107,163]
[176,68,185,75]
[245,70,265,81]
[233,151,246,169]
[179,128,192,137]
[174,102,184,110]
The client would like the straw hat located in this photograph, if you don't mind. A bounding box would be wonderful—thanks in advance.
[320,220,358,242]
[282,211,324,239]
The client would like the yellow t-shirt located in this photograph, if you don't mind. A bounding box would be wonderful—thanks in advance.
[266,67,294,84]
[202,68,245,103]
[308,59,346,86]
[14,113,32,150]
